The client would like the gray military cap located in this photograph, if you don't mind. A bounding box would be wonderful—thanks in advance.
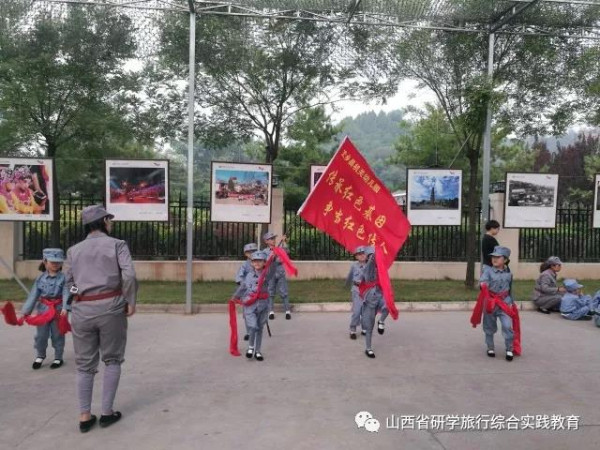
[82,205,114,225]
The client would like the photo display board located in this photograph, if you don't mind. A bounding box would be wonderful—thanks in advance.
[105,159,169,222]
[211,161,272,223]
[406,168,462,225]
[0,157,54,221]
[504,172,558,228]
[310,165,327,192]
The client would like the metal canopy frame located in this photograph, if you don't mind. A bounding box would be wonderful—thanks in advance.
[24,0,600,310]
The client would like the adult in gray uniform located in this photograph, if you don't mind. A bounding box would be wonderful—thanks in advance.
[531,256,565,314]
[62,205,137,433]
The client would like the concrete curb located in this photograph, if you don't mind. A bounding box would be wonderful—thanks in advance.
[133,301,540,314]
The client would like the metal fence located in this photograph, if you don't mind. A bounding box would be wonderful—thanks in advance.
[519,206,600,263]
[284,208,480,261]
[23,199,600,262]
[23,195,258,260]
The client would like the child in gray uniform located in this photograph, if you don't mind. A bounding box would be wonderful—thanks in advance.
[18,248,70,369]
[234,243,258,341]
[360,246,389,358]
[479,246,515,361]
[239,250,275,361]
[263,231,291,320]
[346,246,366,340]
[63,205,137,433]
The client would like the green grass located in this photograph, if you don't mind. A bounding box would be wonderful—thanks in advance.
[3,278,600,304]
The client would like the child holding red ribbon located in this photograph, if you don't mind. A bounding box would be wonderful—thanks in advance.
[17,248,70,369]
[471,246,521,361]
[239,250,275,361]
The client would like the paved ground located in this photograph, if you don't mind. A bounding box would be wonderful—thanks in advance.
[1,310,599,450]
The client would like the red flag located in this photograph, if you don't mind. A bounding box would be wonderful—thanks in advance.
[298,137,411,318]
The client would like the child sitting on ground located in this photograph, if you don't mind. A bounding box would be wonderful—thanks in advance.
[559,279,600,321]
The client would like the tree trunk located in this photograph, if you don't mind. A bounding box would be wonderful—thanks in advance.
[46,140,60,247]
[464,147,480,289]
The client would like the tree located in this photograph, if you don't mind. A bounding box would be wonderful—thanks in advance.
[0,5,149,243]
[159,16,344,163]
[349,11,593,287]
[275,106,341,208]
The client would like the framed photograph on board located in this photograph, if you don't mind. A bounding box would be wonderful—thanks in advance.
[504,172,558,228]
[406,168,462,225]
[0,157,54,221]
[211,161,272,223]
[105,159,169,222]
[593,174,600,228]
[310,165,328,192]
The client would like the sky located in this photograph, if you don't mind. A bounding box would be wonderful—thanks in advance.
[215,169,269,184]
[331,80,438,121]
[410,175,461,202]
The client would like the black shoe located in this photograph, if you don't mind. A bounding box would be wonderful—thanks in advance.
[243,334,249,341]
[350,332,357,340]
[79,415,97,433]
[268,312,275,320]
[487,349,496,358]
[50,359,63,369]
[285,311,291,320]
[577,315,592,321]
[505,351,514,362]
[246,348,254,359]
[537,307,551,314]
[32,358,44,370]
[377,321,385,335]
[254,352,264,361]
[99,411,122,428]
[365,349,376,358]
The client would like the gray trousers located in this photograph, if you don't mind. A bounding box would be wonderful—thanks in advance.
[533,294,562,311]
[34,319,65,360]
[268,272,289,311]
[482,306,514,352]
[361,288,388,350]
[349,289,362,331]
[245,299,269,353]
[71,303,128,373]
[71,300,128,414]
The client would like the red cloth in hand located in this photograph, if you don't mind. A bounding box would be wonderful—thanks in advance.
[228,299,241,356]
[272,247,298,277]
[58,313,71,335]
[1,302,21,325]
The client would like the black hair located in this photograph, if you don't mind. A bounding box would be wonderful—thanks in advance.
[39,260,63,272]
[539,261,551,273]
[84,216,109,235]
[485,220,500,231]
